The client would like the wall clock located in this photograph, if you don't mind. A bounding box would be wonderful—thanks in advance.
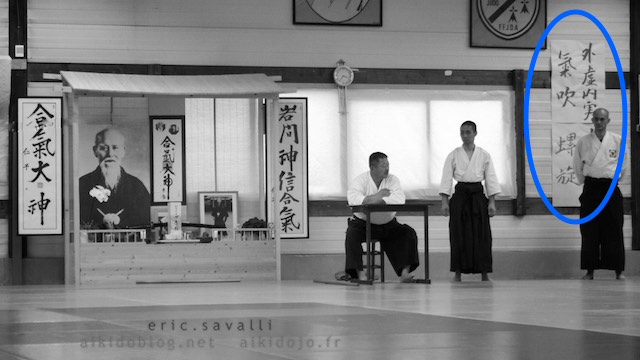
[333,63,354,87]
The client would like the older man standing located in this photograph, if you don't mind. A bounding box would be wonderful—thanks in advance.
[79,128,150,229]
[573,108,628,280]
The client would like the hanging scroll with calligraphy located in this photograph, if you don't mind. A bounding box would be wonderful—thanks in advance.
[150,116,186,205]
[551,41,605,206]
[551,123,590,206]
[551,41,605,123]
[274,98,308,238]
[18,98,63,234]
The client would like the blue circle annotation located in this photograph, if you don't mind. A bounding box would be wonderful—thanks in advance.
[524,9,627,225]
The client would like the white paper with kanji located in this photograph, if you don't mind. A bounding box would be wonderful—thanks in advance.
[551,123,591,206]
[18,98,63,234]
[274,99,308,238]
[551,40,605,123]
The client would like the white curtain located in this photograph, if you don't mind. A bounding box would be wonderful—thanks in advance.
[185,98,263,227]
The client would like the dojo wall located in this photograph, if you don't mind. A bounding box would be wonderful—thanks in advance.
[27,0,628,71]
[16,0,634,282]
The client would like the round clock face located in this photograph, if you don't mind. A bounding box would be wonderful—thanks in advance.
[307,0,371,23]
[333,65,354,86]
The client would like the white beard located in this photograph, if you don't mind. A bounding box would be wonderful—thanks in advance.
[101,163,122,191]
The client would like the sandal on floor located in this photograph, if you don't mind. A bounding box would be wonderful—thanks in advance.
[335,271,352,281]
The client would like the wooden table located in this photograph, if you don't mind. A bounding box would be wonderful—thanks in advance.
[350,203,430,284]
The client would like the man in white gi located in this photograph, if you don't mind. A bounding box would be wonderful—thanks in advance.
[573,108,627,280]
[342,152,419,282]
[440,121,500,282]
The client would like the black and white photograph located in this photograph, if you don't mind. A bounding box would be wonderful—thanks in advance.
[198,191,238,239]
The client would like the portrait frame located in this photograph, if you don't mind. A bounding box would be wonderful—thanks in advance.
[150,116,186,205]
[293,0,382,27]
[470,0,547,49]
[198,191,239,236]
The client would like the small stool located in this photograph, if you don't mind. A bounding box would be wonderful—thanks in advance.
[362,239,385,282]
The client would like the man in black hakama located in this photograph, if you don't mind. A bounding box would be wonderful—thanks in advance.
[440,121,500,282]
[342,152,419,283]
[579,178,624,277]
[573,108,627,280]
[448,182,493,276]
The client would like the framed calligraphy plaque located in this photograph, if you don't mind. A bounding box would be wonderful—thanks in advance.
[293,0,382,26]
[274,98,309,238]
[18,97,63,235]
[150,116,186,205]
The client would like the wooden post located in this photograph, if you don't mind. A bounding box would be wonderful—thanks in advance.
[630,0,640,250]
[512,69,526,216]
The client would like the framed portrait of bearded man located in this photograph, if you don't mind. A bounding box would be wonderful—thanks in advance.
[78,104,151,230]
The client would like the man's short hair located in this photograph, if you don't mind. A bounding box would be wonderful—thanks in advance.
[461,120,477,132]
[369,152,387,168]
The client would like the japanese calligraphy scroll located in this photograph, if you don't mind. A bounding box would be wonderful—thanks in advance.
[274,98,308,238]
[151,116,186,204]
[551,123,591,206]
[551,41,605,206]
[18,98,63,234]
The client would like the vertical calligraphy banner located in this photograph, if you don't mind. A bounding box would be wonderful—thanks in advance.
[551,123,590,206]
[150,116,186,205]
[551,40,605,206]
[551,40,605,123]
[275,98,308,238]
[18,98,63,234]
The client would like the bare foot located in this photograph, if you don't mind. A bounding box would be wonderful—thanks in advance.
[582,272,594,280]
[400,267,415,283]
[616,271,625,280]
[358,270,367,281]
[400,274,415,283]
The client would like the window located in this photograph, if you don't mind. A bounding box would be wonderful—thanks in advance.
[292,86,515,200]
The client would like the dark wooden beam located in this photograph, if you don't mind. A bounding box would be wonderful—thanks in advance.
[309,199,633,218]
[631,0,640,250]
[29,63,514,86]
[9,0,28,285]
[528,71,630,89]
[8,0,26,59]
[513,70,526,216]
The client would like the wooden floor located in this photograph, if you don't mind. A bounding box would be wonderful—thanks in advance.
[0,277,639,359]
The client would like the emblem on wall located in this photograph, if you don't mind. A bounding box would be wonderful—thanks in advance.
[471,0,547,49]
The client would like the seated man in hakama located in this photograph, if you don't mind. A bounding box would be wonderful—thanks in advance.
[342,152,419,282]
[439,121,500,282]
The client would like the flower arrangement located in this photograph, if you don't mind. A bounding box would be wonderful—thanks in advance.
[89,185,111,203]
[241,217,270,241]
[241,217,267,229]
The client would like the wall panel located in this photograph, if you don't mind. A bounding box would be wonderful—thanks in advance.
[27,0,630,71]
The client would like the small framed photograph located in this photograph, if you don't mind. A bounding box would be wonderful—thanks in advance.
[198,191,238,238]
[293,0,382,26]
